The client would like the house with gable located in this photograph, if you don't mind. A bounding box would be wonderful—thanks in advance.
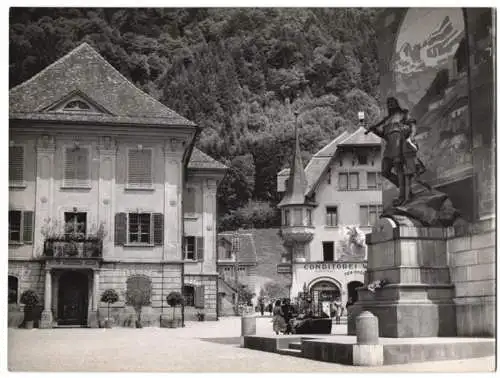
[277,126,382,313]
[8,43,227,327]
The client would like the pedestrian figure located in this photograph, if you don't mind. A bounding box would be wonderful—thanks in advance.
[281,298,292,335]
[267,303,273,316]
[333,297,342,325]
[259,299,265,316]
[272,300,287,335]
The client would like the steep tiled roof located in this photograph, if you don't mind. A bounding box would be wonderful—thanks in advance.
[304,131,351,196]
[218,232,257,264]
[188,148,227,170]
[279,129,382,197]
[337,126,381,146]
[9,43,194,127]
[278,113,313,207]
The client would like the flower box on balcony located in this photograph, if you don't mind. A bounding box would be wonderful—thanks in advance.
[43,237,103,259]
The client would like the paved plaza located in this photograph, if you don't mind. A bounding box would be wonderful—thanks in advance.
[7,316,495,372]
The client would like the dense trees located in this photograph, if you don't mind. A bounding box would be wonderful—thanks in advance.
[9,8,382,230]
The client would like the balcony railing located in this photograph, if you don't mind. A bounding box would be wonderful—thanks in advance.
[43,238,103,259]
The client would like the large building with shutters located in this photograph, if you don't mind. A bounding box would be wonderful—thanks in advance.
[8,43,227,328]
[276,126,382,313]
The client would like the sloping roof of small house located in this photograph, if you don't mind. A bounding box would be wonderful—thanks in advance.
[188,148,228,170]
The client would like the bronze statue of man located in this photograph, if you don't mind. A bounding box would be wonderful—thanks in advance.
[364,97,424,206]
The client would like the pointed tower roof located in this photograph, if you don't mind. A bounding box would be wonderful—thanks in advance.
[278,100,314,208]
[9,43,195,127]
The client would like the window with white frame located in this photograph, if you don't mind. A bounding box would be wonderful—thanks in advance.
[127,148,153,188]
[9,145,24,186]
[326,207,338,227]
[306,209,312,226]
[283,209,290,226]
[8,210,34,244]
[338,172,359,190]
[360,205,384,226]
[367,172,382,189]
[183,236,204,260]
[128,213,152,243]
[184,236,196,260]
[63,146,90,187]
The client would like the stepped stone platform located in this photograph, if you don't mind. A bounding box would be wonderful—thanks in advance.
[243,334,495,365]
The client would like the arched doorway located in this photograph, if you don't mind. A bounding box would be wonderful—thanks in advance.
[310,280,341,317]
[58,271,89,326]
[347,281,363,303]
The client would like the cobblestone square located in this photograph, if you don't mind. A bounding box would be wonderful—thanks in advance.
[8,317,494,372]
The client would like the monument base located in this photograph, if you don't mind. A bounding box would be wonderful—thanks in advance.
[349,216,457,337]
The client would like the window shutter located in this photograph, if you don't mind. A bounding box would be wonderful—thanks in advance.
[22,211,34,244]
[9,146,24,184]
[195,285,205,309]
[115,213,127,245]
[196,237,204,261]
[64,147,89,187]
[128,149,152,187]
[153,213,164,245]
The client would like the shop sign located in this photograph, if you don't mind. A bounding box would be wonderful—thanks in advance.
[302,263,367,271]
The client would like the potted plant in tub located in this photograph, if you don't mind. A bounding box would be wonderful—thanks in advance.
[100,289,119,328]
[166,291,184,328]
[20,290,40,329]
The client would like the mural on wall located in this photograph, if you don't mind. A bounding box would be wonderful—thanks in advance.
[335,226,367,262]
[391,8,472,187]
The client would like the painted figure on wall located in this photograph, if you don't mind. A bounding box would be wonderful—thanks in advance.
[336,226,367,262]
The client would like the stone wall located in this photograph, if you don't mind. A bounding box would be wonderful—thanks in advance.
[97,262,182,327]
[447,220,495,336]
[8,261,44,327]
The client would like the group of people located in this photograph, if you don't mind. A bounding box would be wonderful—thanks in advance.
[271,299,294,335]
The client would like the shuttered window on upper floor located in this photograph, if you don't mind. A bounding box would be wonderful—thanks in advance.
[63,146,90,188]
[9,146,24,185]
[127,148,153,188]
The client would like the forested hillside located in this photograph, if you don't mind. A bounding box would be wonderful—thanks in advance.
[9,8,382,230]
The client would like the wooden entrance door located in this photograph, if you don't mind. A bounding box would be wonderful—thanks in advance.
[58,271,88,326]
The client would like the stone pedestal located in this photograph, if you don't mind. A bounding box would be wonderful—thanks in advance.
[40,310,53,329]
[88,311,99,328]
[348,216,456,338]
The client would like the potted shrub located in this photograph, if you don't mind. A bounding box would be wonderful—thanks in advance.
[196,311,205,321]
[20,290,40,329]
[126,276,152,328]
[100,289,119,328]
[166,291,184,328]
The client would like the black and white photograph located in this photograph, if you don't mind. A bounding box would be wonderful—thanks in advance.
[5,5,497,373]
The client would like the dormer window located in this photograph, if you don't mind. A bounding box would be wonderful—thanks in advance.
[64,100,91,111]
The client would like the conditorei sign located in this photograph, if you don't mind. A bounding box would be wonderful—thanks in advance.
[302,262,367,271]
